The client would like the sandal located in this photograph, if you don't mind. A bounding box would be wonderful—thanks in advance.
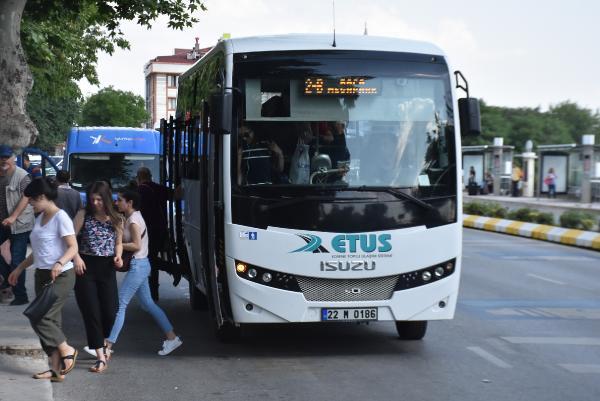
[60,349,78,375]
[32,370,64,382]
[89,360,107,373]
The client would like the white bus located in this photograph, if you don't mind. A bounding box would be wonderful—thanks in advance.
[162,34,480,341]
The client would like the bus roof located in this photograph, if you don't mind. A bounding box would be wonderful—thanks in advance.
[225,33,445,57]
[66,127,161,154]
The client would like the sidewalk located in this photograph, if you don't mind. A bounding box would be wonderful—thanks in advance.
[0,269,53,401]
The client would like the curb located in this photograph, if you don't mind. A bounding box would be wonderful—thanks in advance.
[463,214,600,251]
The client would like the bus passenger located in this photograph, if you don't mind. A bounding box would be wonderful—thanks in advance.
[73,181,123,373]
[237,124,284,185]
[105,189,182,357]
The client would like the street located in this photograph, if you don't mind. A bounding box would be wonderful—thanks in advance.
[48,229,600,401]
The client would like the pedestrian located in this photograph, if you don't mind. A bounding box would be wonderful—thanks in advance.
[8,177,78,382]
[0,144,34,305]
[54,170,82,219]
[544,167,557,199]
[511,164,522,197]
[22,153,42,178]
[73,181,123,373]
[105,188,183,357]
[484,170,494,194]
[136,167,180,301]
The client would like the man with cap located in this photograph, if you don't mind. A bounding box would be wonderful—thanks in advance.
[0,144,34,305]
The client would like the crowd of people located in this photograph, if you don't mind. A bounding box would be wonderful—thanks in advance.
[0,144,182,382]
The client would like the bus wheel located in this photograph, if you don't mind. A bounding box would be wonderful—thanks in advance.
[215,322,241,343]
[395,321,427,340]
[189,281,208,311]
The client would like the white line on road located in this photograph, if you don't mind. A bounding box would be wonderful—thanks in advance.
[558,364,600,373]
[501,337,600,346]
[466,346,512,368]
[502,255,596,262]
[526,273,566,285]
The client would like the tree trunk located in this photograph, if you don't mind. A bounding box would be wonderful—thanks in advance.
[0,0,38,149]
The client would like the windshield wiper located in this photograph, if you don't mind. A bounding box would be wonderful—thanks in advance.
[352,186,436,212]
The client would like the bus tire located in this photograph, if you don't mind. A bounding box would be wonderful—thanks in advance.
[395,320,427,340]
[189,280,208,311]
[215,322,241,343]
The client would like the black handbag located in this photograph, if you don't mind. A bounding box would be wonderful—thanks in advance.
[116,228,146,272]
[23,282,58,323]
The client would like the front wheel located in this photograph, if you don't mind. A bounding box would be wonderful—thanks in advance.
[395,321,427,340]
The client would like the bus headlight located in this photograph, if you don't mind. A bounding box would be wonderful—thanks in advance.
[262,272,272,283]
[422,271,432,282]
[434,267,445,277]
[247,268,258,279]
[236,263,248,273]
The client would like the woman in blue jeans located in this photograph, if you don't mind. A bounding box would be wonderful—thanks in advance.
[105,189,182,358]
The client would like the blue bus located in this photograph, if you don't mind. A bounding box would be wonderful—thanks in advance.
[64,127,161,193]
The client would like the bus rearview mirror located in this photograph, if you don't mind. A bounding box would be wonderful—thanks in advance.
[458,97,481,137]
[210,93,232,135]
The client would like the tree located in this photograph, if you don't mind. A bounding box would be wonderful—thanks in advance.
[0,0,205,149]
[464,100,600,152]
[80,87,149,127]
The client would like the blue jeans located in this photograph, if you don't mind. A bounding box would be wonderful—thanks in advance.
[0,230,30,301]
[107,257,173,344]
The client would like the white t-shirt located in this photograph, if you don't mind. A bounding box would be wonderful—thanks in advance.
[30,209,75,271]
[123,211,148,259]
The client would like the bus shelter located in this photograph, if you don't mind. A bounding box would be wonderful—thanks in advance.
[462,143,514,195]
[537,144,580,196]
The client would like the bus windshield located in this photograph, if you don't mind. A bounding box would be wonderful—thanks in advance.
[69,153,160,190]
[233,51,456,198]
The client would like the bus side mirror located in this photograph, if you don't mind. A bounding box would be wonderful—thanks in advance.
[458,97,481,137]
[209,93,232,135]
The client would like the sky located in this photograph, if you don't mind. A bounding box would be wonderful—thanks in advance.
[79,0,600,111]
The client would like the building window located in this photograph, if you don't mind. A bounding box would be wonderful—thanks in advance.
[168,97,177,110]
[167,75,178,88]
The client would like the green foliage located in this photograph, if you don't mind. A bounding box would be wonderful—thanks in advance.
[559,211,597,231]
[535,212,555,225]
[507,208,537,223]
[80,87,148,127]
[17,0,205,149]
[27,79,81,152]
[463,202,507,218]
[464,100,600,151]
[21,1,206,85]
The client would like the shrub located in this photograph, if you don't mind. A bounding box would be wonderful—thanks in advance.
[560,211,596,230]
[464,202,487,216]
[487,203,508,218]
[535,212,554,225]
[507,208,537,223]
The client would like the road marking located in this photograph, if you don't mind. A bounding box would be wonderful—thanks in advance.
[527,273,566,285]
[485,338,518,355]
[558,364,600,373]
[501,337,600,346]
[501,255,597,262]
[466,346,512,368]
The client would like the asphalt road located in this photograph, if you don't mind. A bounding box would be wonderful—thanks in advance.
[53,229,600,401]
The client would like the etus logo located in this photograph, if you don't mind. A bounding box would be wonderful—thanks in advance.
[90,135,112,144]
[291,233,392,254]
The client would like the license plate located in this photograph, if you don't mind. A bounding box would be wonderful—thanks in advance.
[321,307,378,321]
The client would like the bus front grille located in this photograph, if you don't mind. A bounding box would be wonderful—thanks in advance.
[296,276,399,302]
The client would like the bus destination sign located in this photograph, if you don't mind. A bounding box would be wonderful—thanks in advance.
[303,77,378,96]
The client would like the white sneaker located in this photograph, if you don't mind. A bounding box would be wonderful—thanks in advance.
[0,288,14,304]
[83,345,113,358]
[158,336,182,356]
[83,346,96,357]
